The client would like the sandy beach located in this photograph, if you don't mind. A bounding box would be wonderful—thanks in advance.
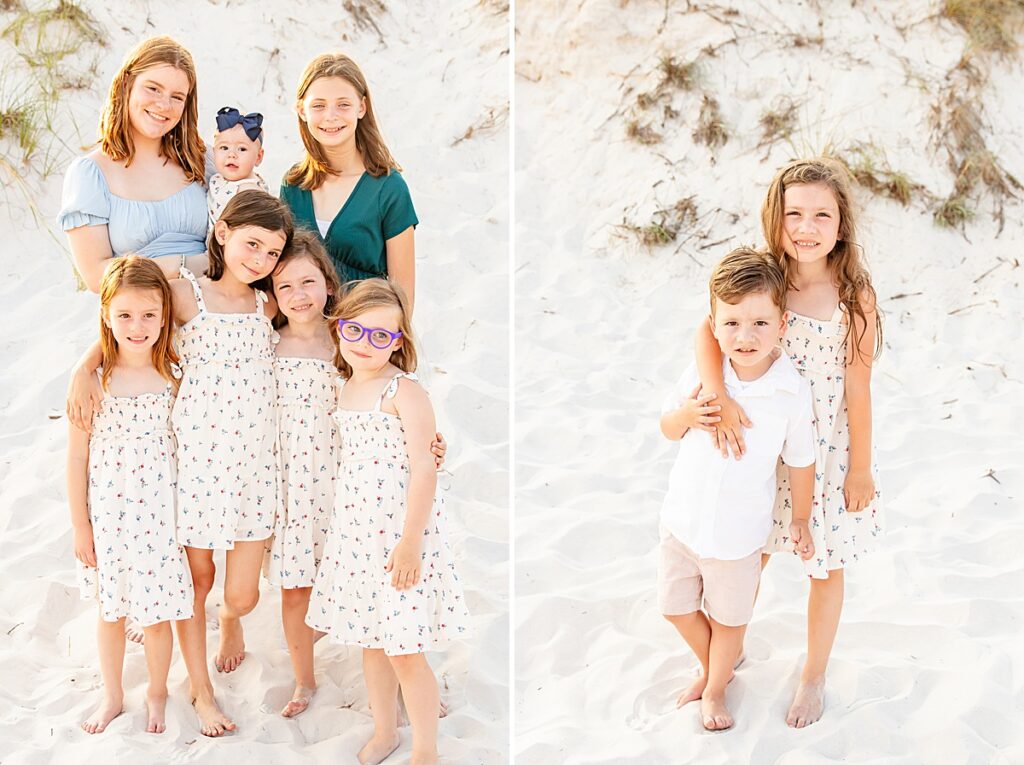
[0,1,508,762]
[515,1,1023,763]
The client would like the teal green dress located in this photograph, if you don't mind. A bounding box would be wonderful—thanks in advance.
[279,171,418,283]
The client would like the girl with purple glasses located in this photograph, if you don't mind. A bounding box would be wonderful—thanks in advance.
[265,239,447,724]
[307,278,470,765]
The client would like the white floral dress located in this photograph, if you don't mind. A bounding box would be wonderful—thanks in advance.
[306,372,471,655]
[172,267,278,549]
[78,381,194,625]
[264,356,341,588]
[765,305,884,578]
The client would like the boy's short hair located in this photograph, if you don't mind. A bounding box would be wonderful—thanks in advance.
[709,246,787,316]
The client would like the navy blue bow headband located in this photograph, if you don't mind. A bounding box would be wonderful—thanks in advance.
[216,106,264,144]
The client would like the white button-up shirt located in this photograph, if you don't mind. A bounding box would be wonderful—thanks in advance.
[660,352,815,560]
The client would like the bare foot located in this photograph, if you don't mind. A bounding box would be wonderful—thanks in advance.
[125,621,145,644]
[410,751,439,765]
[676,674,707,707]
[786,676,825,728]
[700,692,734,731]
[145,692,168,734]
[281,684,317,718]
[357,732,400,765]
[215,616,245,673]
[81,695,123,734]
[192,693,236,737]
[677,668,734,708]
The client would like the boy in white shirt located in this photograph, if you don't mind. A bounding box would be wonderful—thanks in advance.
[658,247,816,731]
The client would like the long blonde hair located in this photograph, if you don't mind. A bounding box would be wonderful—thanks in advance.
[285,53,400,190]
[98,257,180,392]
[761,157,883,361]
[99,36,206,183]
[330,278,417,379]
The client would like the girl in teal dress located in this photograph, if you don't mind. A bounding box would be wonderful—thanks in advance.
[280,54,418,309]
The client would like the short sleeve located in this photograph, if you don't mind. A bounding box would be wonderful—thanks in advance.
[57,156,110,231]
[379,171,419,240]
[661,363,699,415]
[781,380,816,467]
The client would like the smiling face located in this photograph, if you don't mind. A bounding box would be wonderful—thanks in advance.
[272,255,331,325]
[214,223,287,284]
[782,182,841,266]
[297,76,366,149]
[104,288,165,355]
[126,64,190,141]
[336,305,403,374]
[711,291,786,380]
[213,124,264,181]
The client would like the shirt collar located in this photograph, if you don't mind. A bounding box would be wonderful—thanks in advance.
[723,350,801,396]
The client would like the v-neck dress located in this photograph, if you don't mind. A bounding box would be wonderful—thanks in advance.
[279,170,418,283]
[58,155,208,258]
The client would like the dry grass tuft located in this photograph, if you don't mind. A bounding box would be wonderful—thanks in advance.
[758,97,799,148]
[3,0,105,47]
[843,144,924,207]
[934,194,975,228]
[626,119,662,145]
[657,54,700,91]
[692,94,727,149]
[620,196,699,248]
[940,0,1024,54]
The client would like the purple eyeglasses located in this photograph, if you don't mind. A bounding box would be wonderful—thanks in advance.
[337,319,403,350]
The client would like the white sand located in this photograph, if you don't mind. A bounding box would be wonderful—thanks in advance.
[0,1,508,762]
[515,1,1023,762]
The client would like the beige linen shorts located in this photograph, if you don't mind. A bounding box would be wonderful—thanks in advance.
[657,525,761,627]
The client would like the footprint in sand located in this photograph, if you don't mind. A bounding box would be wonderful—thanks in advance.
[625,674,693,731]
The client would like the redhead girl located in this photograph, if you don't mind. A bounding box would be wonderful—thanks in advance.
[280,53,418,310]
[694,157,883,728]
[68,257,192,735]
[59,36,209,295]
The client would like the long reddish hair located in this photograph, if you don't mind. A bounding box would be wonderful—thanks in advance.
[98,257,179,391]
[98,36,205,183]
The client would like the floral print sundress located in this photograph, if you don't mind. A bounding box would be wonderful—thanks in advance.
[264,356,341,588]
[172,267,278,549]
[306,372,471,655]
[78,381,194,625]
[765,304,884,578]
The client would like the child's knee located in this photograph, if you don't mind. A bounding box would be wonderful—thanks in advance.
[142,621,171,637]
[281,587,311,608]
[388,653,428,672]
[224,588,260,616]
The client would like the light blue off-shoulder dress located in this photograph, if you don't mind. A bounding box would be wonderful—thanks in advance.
[57,155,209,258]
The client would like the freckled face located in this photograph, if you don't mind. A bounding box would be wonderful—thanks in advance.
[297,76,366,149]
[127,64,190,141]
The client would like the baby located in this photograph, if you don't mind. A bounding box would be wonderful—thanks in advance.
[208,106,269,225]
[657,246,816,731]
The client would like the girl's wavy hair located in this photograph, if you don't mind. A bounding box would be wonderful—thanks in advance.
[761,156,883,362]
[329,278,417,379]
[98,36,206,184]
[285,53,400,190]
[98,256,180,392]
[208,190,295,291]
[270,229,344,366]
